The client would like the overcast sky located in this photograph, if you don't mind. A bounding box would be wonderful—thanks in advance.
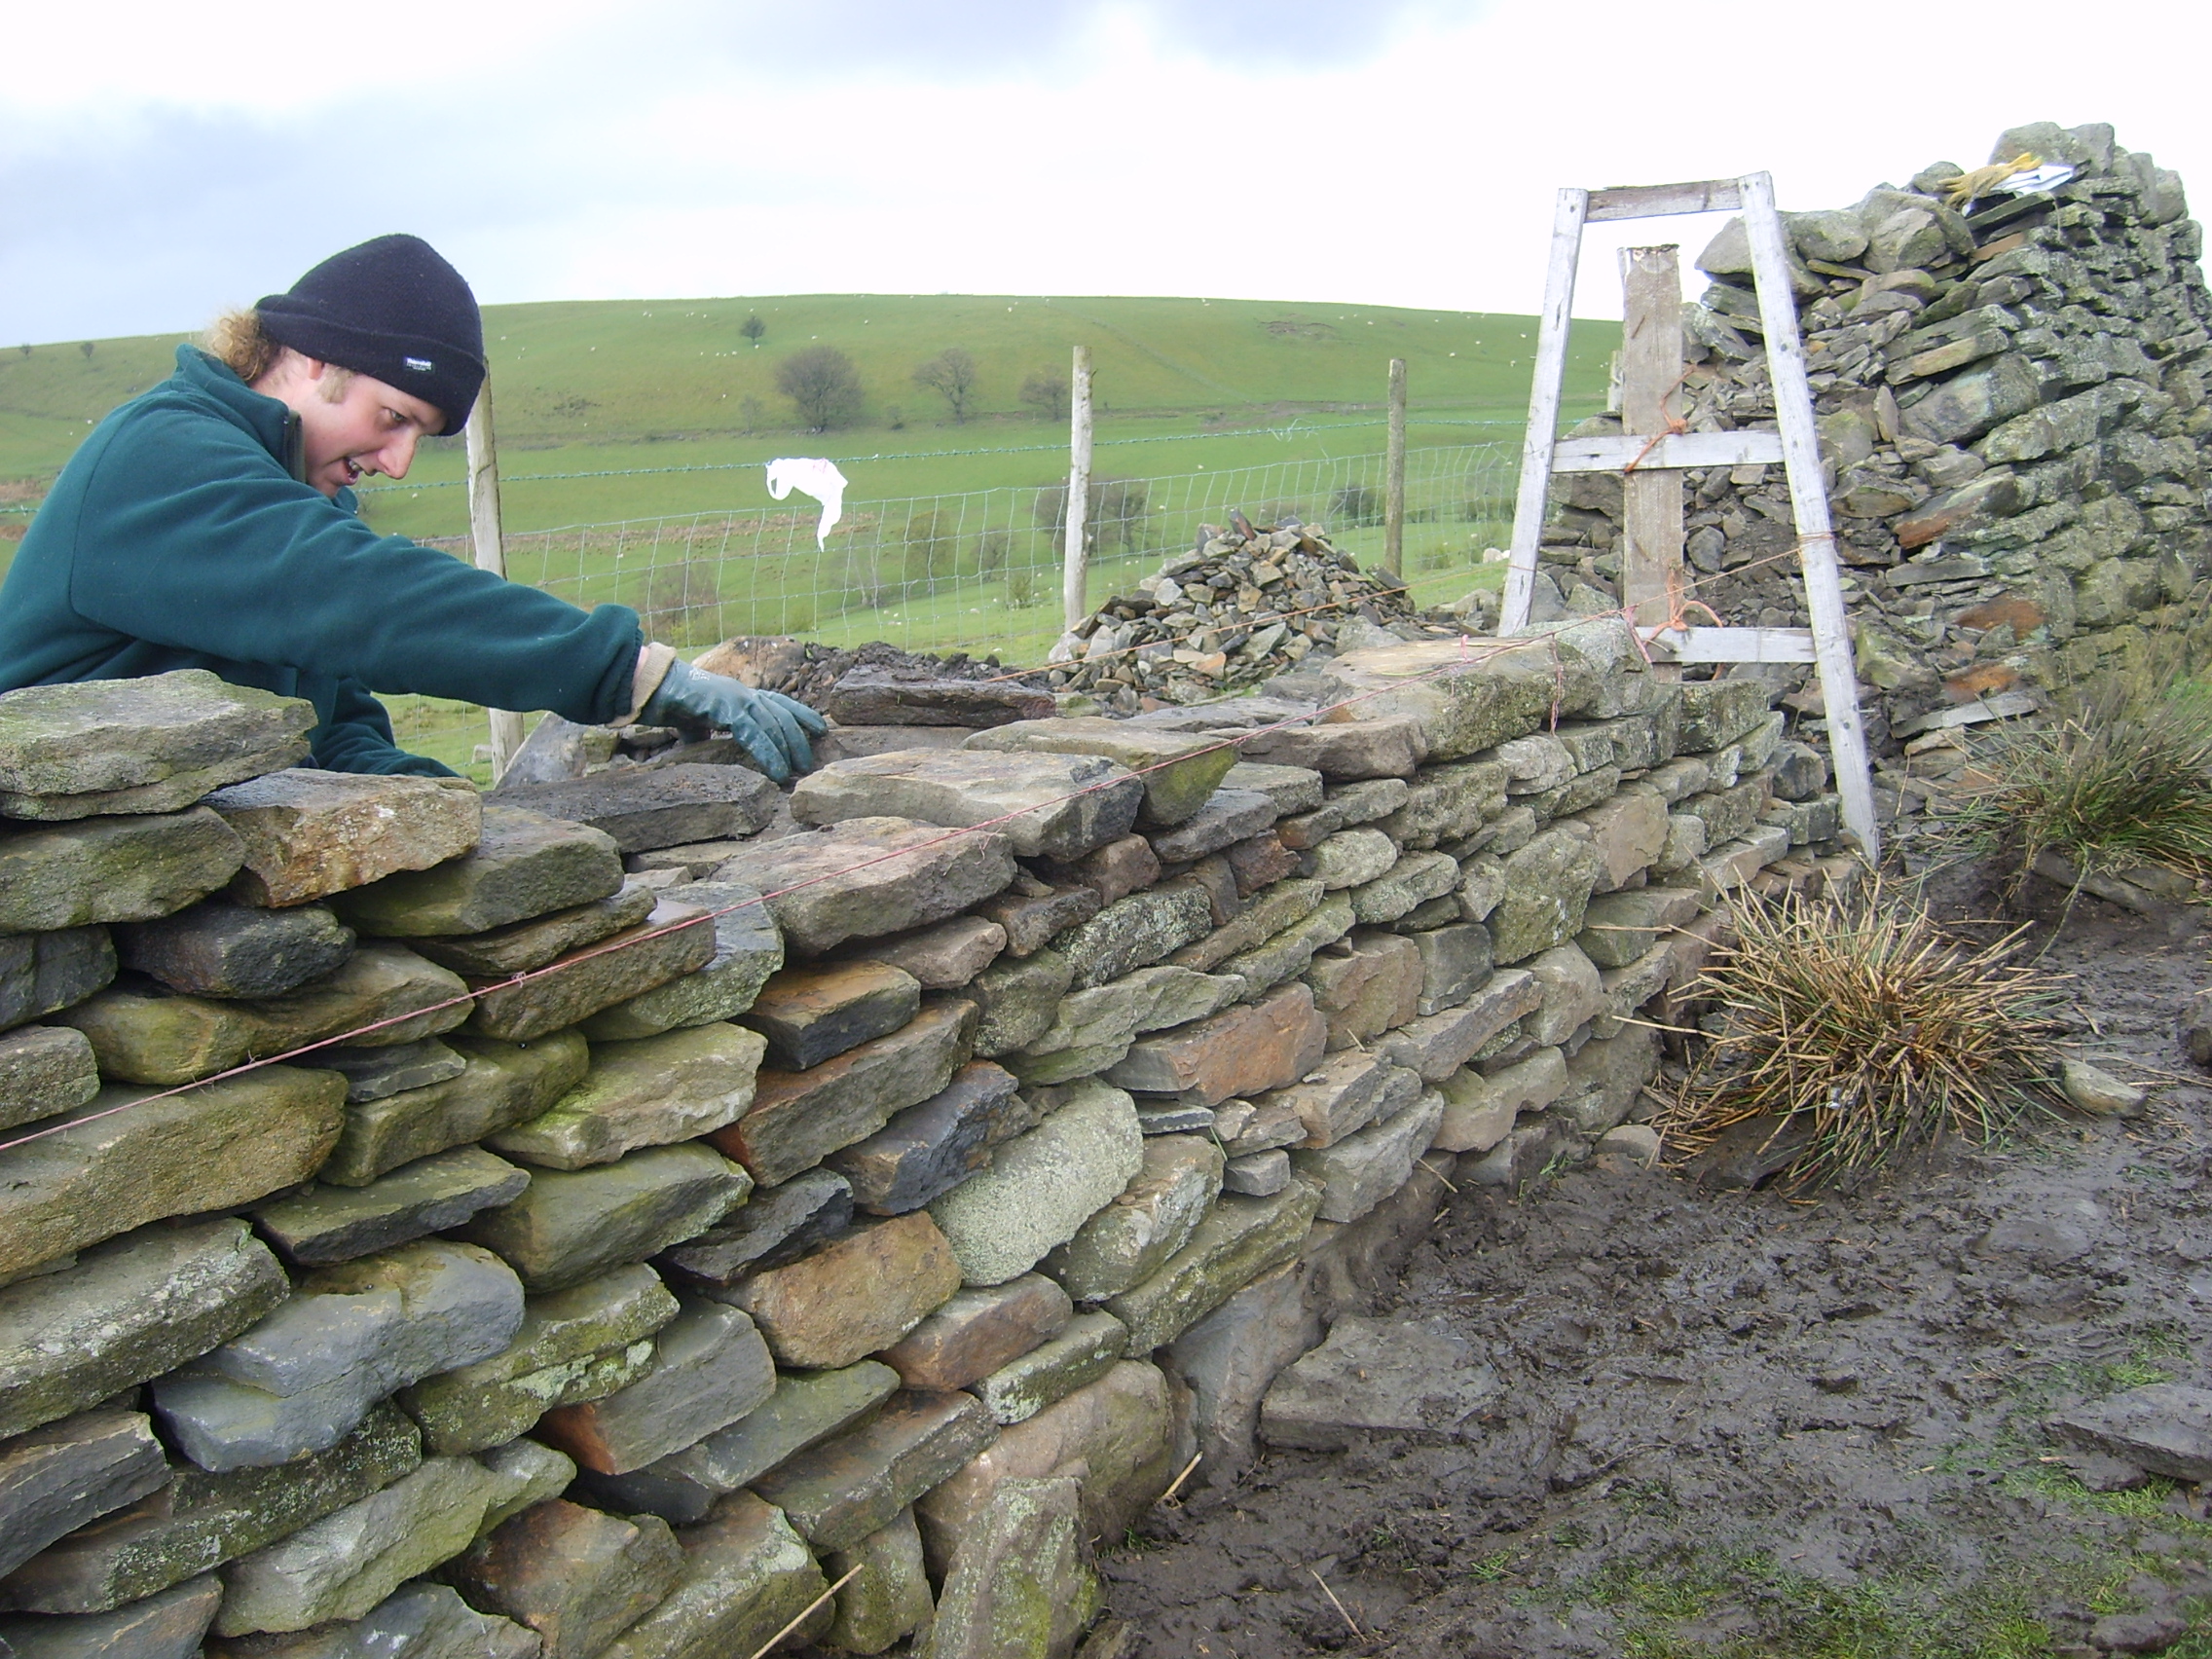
[4,0,2207,345]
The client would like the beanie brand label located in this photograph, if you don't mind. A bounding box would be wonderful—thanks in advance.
[404,356,433,372]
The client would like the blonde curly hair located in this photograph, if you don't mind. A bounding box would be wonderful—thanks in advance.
[203,310,351,397]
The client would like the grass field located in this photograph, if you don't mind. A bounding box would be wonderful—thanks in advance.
[1,290,1612,778]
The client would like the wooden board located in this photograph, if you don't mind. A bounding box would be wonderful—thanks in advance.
[1500,188,1589,632]
[1587,180,1743,221]
[1551,431,1786,472]
[1641,626,1817,664]
[1619,247,1684,649]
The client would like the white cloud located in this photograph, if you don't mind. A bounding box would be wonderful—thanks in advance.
[3,0,2206,341]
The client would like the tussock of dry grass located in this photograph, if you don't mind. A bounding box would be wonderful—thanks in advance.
[1659,879,2066,1187]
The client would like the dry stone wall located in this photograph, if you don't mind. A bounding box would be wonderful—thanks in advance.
[1523,120,2209,816]
[0,639,1853,1659]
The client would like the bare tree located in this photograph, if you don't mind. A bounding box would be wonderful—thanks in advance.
[776,346,865,432]
[737,395,765,435]
[78,342,94,360]
[1018,369,1069,422]
[740,313,766,349]
[912,348,979,423]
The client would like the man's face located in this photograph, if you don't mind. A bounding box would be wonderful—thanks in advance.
[289,360,447,497]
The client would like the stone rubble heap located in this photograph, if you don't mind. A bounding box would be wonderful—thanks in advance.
[0,639,1848,1659]
[1525,119,2208,818]
[1046,520,1454,709]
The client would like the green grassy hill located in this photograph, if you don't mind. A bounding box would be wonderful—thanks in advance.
[0,293,1614,539]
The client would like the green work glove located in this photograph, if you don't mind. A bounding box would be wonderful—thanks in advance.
[641,660,826,782]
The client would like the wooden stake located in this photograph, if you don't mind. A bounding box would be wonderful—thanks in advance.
[1384,356,1407,571]
[1063,345,1093,633]
[1619,245,1685,681]
[1500,186,1589,631]
[464,382,525,784]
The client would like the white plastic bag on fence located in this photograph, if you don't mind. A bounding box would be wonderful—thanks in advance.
[765,458,849,549]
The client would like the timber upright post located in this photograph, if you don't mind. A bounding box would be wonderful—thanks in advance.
[1063,346,1093,633]
[1618,246,1685,679]
[465,381,526,784]
[1384,357,1407,573]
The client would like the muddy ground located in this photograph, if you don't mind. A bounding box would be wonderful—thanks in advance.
[1104,874,2212,1658]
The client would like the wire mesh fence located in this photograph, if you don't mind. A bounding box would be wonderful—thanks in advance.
[388,441,1518,778]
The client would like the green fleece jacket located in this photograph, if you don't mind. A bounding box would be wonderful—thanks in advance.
[0,346,645,774]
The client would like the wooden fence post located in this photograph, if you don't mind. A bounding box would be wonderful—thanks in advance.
[1063,346,1093,633]
[1619,246,1685,679]
[465,382,525,783]
[1384,357,1407,573]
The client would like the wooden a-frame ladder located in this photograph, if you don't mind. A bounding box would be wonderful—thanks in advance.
[1497,171,1879,859]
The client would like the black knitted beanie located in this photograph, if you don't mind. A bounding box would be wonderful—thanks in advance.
[256,235,486,435]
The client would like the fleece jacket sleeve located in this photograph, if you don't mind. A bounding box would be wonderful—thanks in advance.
[311,679,461,777]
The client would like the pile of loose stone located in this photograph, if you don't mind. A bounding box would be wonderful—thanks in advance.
[1046,521,1451,708]
[0,630,1847,1659]
[1528,118,2209,817]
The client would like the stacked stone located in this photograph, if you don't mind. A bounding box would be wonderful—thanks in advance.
[1,632,1843,1659]
[1044,519,1455,709]
[1520,119,2208,812]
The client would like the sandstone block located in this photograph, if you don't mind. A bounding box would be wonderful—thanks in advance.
[1254,1049,1393,1149]
[492,764,780,854]
[578,880,785,1040]
[824,1506,934,1656]
[1306,827,1395,890]
[1435,1047,1567,1153]
[0,1219,287,1441]
[1374,969,1542,1081]
[398,1263,678,1455]
[251,1149,530,1268]
[656,1169,853,1290]
[211,1451,541,1637]
[0,1572,221,1659]
[1217,892,1353,993]
[1225,830,1301,897]
[1525,943,1603,1045]
[1222,761,1323,814]
[491,1022,765,1171]
[0,810,244,935]
[1274,777,1411,851]
[913,1361,1181,1577]
[962,949,1073,1057]
[464,900,714,1043]
[1051,887,1213,990]
[1380,757,1509,849]
[451,1498,683,1659]
[1170,877,1322,974]
[1322,638,1568,759]
[1577,884,1701,968]
[793,750,1142,861]
[151,1240,524,1472]
[206,771,482,907]
[825,673,1056,729]
[455,1143,752,1292]
[595,1494,829,1659]
[1594,942,1675,1038]
[1224,1148,1291,1194]
[575,1362,899,1527]
[1011,964,1241,1087]
[730,1211,961,1368]
[0,1025,96,1135]
[712,817,1015,956]
[971,1311,1129,1425]
[537,1300,776,1474]
[715,1000,977,1188]
[315,1038,467,1103]
[921,1475,1097,1659]
[928,1083,1144,1286]
[0,1066,344,1283]
[0,1406,420,1615]
[1347,850,1460,926]
[1304,931,1421,1049]
[1292,1089,1445,1222]
[1559,1023,1662,1134]
[1488,828,1608,964]
[1145,788,1277,865]
[330,806,623,938]
[1105,1181,1324,1352]
[113,899,354,1000]
[878,1274,1073,1391]
[1675,679,1773,752]
[0,673,312,821]
[212,1581,535,1659]
[1041,1133,1223,1303]
[411,878,656,977]
[740,959,919,1069]
[964,719,1235,826]
[1234,717,1424,780]
[856,914,1006,988]
[1411,922,1493,1014]
[0,1412,169,1581]
[323,1029,588,1186]
[971,882,1099,957]
[1567,783,1670,892]
[1033,833,1161,907]
[1106,983,1326,1107]
[1210,1095,1306,1158]
[1260,1316,1498,1451]
[754,1390,998,1554]
[829,1060,1033,1215]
